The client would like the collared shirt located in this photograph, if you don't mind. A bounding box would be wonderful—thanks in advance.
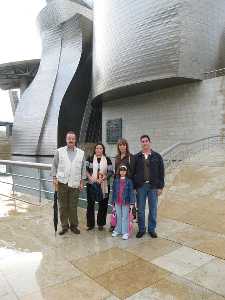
[142,152,151,182]
[142,151,151,159]
[51,146,86,179]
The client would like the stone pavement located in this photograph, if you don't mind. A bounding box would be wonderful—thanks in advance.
[1,147,225,299]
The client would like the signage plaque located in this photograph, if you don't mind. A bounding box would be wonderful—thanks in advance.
[106,119,122,144]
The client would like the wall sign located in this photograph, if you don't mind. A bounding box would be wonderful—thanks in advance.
[106,119,122,144]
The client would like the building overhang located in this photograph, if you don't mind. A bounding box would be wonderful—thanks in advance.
[0,59,40,90]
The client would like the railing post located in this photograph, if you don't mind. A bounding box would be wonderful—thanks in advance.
[12,178,15,196]
[38,169,42,204]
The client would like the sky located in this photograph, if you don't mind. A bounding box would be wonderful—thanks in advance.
[0,0,47,122]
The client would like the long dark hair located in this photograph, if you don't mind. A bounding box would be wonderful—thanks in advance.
[116,138,130,157]
[92,143,106,156]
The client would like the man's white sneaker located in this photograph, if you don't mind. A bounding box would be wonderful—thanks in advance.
[122,233,129,240]
[112,231,119,237]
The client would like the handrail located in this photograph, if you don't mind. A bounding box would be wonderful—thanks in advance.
[0,160,51,170]
[0,160,52,205]
[0,159,108,207]
[204,67,225,79]
[161,135,225,169]
[161,135,224,157]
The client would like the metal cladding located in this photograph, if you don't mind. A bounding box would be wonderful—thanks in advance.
[93,0,225,100]
[11,0,225,156]
[12,0,92,156]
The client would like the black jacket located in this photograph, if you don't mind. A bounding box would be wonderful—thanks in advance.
[114,153,135,179]
[133,150,165,189]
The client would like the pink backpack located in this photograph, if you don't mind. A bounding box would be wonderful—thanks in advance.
[110,206,117,227]
[128,210,134,237]
[110,206,134,237]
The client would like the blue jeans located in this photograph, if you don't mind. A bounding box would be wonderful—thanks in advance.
[137,183,158,233]
[115,203,129,235]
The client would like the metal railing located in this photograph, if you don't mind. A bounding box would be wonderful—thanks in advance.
[0,135,225,204]
[161,135,225,169]
[0,160,52,205]
[204,67,225,79]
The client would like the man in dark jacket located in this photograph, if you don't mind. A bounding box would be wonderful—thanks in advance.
[133,135,164,238]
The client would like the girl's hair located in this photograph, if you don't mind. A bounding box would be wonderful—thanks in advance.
[117,138,130,156]
[92,143,106,156]
[118,165,128,176]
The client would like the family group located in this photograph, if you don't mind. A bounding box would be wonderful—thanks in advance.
[51,132,164,240]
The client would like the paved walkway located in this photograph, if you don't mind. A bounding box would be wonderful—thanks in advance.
[1,147,225,299]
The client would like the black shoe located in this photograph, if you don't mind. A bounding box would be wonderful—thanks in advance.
[109,226,115,232]
[59,228,68,235]
[87,226,94,231]
[98,226,104,231]
[149,231,158,238]
[71,227,80,234]
[136,231,145,238]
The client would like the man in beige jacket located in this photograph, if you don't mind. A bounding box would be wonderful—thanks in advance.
[51,131,85,235]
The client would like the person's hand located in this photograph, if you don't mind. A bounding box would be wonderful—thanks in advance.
[97,178,103,184]
[102,174,107,181]
[79,180,84,191]
[157,189,163,196]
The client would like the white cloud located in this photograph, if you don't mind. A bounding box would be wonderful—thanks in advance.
[0,0,46,121]
[0,0,46,63]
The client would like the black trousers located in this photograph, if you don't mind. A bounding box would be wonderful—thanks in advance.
[86,183,109,228]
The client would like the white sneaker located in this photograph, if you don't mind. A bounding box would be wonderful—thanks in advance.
[112,231,119,237]
[122,233,129,240]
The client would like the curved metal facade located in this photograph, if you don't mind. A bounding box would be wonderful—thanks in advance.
[12,0,92,155]
[11,0,225,156]
[93,0,225,100]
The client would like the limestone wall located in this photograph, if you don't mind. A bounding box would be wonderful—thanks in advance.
[102,76,225,156]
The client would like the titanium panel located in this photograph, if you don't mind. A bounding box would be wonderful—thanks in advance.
[93,0,225,100]
[38,15,82,155]
[12,27,62,155]
[12,0,93,156]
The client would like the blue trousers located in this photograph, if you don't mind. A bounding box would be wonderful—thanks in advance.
[137,183,158,233]
[115,203,129,235]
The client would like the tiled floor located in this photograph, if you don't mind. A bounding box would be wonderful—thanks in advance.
[95,258,169,299]
[126,275,214,300]
[72,247,138,278]
[1,148,225,299]
[151,246,215,276]
[0,197,225,300]
[184,258,225,297]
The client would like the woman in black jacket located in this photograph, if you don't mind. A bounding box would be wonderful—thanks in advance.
[86,143,113,231]
[114,138,135,178]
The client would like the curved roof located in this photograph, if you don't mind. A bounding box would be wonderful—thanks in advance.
[0,59,40,90]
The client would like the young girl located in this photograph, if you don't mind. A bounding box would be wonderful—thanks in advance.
[111,165,135,240]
